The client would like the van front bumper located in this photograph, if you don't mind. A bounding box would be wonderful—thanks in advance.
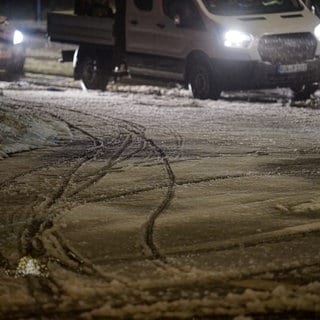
[213,58,320,91]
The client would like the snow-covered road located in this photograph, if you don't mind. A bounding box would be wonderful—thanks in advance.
[1,82,320,319]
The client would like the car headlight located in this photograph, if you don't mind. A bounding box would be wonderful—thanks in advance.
[223,30,253,49]
[13,30,24,45]
[314,24,320,41]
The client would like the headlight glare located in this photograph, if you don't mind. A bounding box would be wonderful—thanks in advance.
[224,30,253,49]
[314,24,320,41]
[13,30,24,45]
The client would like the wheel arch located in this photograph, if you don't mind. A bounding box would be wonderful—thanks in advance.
[74,45,113,81]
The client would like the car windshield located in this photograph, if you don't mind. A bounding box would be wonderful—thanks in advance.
[201,0,303,16]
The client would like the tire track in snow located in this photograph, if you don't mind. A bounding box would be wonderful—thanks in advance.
[49,106,178,260]
[164,221,320,257]
[2,91,320,318]
[12,94,319,309]
[0,99,126,303]
[1,98,157,298]
[18,100,178,261]
[82,173,250,204]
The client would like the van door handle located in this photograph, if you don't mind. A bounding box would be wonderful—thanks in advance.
[156,23,165,29]
[130,20,138,25]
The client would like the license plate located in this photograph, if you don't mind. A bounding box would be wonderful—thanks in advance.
[277,63,307,74]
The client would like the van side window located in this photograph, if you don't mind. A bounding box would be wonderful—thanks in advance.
[134,0,153,11]
[163,0,204,29]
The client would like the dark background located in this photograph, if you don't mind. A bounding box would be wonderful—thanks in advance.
[0,0,74,20]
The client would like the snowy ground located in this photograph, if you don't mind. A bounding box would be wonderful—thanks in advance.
[0,100,71,159]
[0,33,320,319]
[1,83,320,319]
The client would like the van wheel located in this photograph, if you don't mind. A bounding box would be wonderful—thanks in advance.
[6,60,25,80]
[291,83,318,101]
[5,69,24,81]
[188,59,221,100]
[80,55,109,90]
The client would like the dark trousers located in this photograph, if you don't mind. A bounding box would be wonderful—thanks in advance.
[113,0,126,67]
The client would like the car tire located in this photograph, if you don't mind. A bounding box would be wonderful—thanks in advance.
[6,59,25,80]
[188,58,221,100]
[291,83,318,101]
[79,55,110,90]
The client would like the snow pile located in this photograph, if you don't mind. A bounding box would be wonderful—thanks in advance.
[84,281,320,319]
[107,82,192,98]
[0,105,71,159]
[224,283,320,315]
[276,201,320,215]
[15,256,44,277]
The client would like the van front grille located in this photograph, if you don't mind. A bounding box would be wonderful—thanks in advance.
[258,33,317,64]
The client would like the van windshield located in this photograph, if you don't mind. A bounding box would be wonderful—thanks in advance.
[201,0,303,16]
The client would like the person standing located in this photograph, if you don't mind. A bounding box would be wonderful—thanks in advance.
[92,0,115,17]
[113,0,128,76]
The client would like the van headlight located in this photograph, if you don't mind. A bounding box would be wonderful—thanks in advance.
[13,30,24,45]
[223,30,253,49]
[314,24,320,41]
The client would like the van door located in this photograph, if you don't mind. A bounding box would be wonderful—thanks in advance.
[126,0,158,70]
[152,0,206,76]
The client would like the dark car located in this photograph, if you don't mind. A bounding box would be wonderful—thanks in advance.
[0,16,25,77]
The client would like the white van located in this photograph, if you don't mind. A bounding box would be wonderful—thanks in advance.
[48,0,320,100]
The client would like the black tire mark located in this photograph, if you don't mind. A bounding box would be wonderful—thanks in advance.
[83,173,251,205]
[44,103,177,261]
[67,134,133,198]
[161,124,185,159]
[5,104,147,290]
[0,165,52,190]
[53,106,177,260]
[0,102,116,305]
[141,137,176,260]
[3,97,271,268]
[1,101,105,206]
[40,100,173,260]
[3,97,176,267]
[40,134,103,208]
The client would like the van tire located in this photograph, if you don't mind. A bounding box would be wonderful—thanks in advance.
[6,58,25,80]
[188,59,221,100]
[291,83,318,101]
[79,55,110,90]
[6,63,24,77]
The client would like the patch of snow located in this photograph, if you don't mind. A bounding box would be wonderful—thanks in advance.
[0,105,72,159]
[276,201,320,215]
[15,256,43,277]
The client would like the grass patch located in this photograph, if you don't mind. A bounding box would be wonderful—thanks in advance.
[24,57,73,77]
